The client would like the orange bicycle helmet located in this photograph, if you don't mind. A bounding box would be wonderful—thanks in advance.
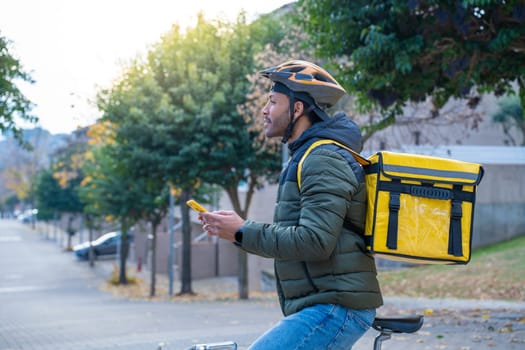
[259,60,347,108]
[259,60,347,143]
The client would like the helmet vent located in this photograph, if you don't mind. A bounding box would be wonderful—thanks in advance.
[314,73,336,84]
[295,73,313,81]
[284,66,303,73]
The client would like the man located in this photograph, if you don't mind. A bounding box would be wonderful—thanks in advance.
[200,60,383,349]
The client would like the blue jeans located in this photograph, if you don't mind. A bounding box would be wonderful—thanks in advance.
[248,304,375,350]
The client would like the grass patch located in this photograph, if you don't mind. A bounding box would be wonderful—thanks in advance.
[377,235,525,301]
[107,264,140,286]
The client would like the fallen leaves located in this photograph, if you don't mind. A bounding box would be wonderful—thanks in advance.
[378,250,525,301]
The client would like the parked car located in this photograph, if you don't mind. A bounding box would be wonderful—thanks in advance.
[73,231,133,260]
[17,209,37,223]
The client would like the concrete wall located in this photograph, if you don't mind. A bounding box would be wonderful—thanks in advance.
[217,185,275,292]
[474,163,525,247]
[132,220,238,280]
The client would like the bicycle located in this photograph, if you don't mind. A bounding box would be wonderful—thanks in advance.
[179,314,424,350]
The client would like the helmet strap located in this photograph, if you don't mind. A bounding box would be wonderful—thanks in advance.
[281,92,317,144]
[281,90,296,144]
[311,106,329,121]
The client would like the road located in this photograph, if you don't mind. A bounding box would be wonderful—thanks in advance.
[0,219,524,350]
[0,220,281,350]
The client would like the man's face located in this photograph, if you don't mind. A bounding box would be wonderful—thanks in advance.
[262,91,290,139]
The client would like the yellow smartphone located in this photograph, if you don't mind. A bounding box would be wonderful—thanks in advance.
[186,199,208,212]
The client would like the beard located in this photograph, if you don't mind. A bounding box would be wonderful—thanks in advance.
[264,109,290,139]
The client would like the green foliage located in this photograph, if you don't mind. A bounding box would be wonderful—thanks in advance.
[250,9,295,55]
[33,131,86,221]
[0,33,37,148]
[298,0,525,113]
[79,144,144,222]
[142,13,282,212]
[49,134,87,215]
[34,169,62,221]
[94,12,285,218]
[2,194,19,214]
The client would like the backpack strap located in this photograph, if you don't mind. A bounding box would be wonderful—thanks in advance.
[297,139,369,190]
[297,139,369,235]
[448,185,464,257]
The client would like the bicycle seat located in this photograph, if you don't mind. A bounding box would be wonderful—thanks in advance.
[372,315,424,334]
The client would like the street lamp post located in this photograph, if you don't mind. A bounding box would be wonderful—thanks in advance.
[168,187,175,296]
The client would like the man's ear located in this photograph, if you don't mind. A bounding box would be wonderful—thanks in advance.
[293,100,305,120]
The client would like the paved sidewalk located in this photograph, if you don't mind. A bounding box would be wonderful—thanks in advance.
[93,259,525,350]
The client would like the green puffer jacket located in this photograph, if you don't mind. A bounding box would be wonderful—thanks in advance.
[240,113,383,316]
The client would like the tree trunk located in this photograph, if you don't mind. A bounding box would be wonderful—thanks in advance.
[518,79,525,146]
[238,250,249,299]
[118,219,129,285]
[84,214,96,267]
[88,226,95,267]
[179,190,194,295]
[226,182,255,300]
[149,223,158,297]
[67,234,72,251]
[66,214,75,251]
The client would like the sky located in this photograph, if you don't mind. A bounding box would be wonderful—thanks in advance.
[1,0,293,135]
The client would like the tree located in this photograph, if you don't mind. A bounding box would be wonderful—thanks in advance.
[95,65,173,296]
[77,126,108,267]
[491,93,525,145]
[147,13,284,298]
[3,163,34,204]
[79,143,140,284]
[297,0,525,132]
[1,194,19,217]
[0,34,36,147]
[92,11,292,299]
[34,168,62,222]
[49,130,88,250]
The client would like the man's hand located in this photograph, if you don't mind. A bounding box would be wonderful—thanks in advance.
[199,210,244,242]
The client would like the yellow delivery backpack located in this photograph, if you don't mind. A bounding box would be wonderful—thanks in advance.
[297,140,484,265]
